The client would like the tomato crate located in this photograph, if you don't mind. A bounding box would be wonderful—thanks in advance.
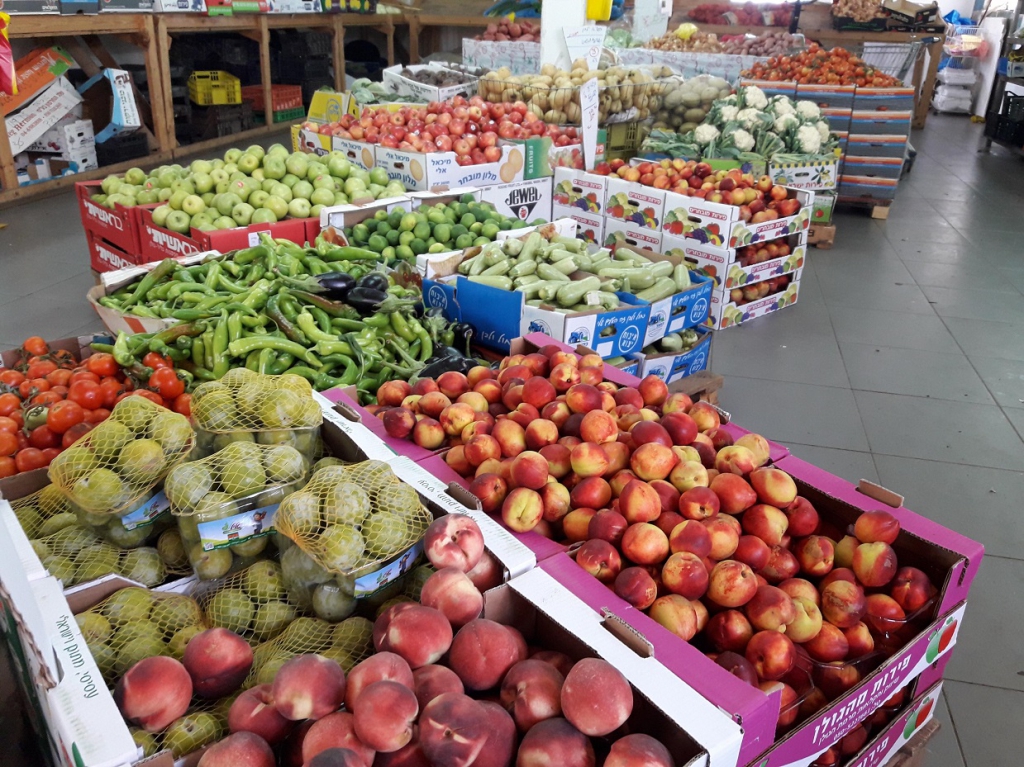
[187,70,242,106]
[241,83,303,113]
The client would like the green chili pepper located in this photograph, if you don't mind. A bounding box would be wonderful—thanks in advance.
[113,332,134,367]
[211,314,231,379]
[217,272,247,294]
[175,270,196,283]
[390,312,417,343]
[202,328,215,371]
[310,306,333,334]
[122,259,177,308]
[128,306,161,319]
[364,312,391,329]
[204,262,222,289]
[228,336,320,367]
[89,342,115,354]
[192,366,217,381]
[330,318,366,332]
[192,337,205,368]
[233,245,267,265]
[266,295,307,345]
[268,352,294,375]
[228,312,243,345]
[258,347,276,375]
[245,349,262,372]
[297,312,341,345]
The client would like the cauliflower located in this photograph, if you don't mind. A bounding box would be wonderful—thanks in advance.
[719,94,739,106]
[718,104,739,123]
[815,120,831,143]
[741,85,768,110]
[774,113,800,134]
[729,128,755,152]
[796,123,822,154]
[796,100,821,120]
[694,123,720,145]
[737,107,766,130]
[768,95,796,116]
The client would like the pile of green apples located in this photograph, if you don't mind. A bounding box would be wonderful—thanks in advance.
[90,143,407,235]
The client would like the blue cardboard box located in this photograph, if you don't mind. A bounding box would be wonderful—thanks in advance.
[630,329,712,383]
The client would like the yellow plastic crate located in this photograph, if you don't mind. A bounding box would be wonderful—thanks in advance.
[188,70,242,106]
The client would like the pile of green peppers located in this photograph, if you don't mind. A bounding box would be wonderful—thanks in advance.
[95,234,464,400]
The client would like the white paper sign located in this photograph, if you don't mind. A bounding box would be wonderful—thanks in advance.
[580,77,600,171]
[564,25,606,70]
[633,0,671,42]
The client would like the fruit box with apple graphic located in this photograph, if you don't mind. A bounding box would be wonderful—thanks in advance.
[291,124,332,156]
[662,187,814,249]
[552,167,609,215]
[769,155,839,192]
[551,203,605,246]
[707,274,802,330]
[76,180,141,254]
[500,128,606,180]
[605,176,667,230]
[628,327,713,384]
[377,144,525,192]
[838,680,942,767]
[662,230,807,294]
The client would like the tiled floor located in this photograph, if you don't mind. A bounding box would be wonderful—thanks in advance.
[0,117,1019,765]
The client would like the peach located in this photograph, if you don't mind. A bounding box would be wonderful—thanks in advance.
[613,566,658,609]
[517,717,595,767]
[476,458,506,480]
[418,693,490,766]
[890,566,937,612]
[197,732,274,767]
[563,508,597,543]
[458,392,490,414]
[794,535,835,578]
[529,651,574,679]
[474,379,504,405]
[541,400,572,429]
[649,594,698,640]
[654,510,686,539]
[621,523,670,565]
[468,473,508,515]
[561,658,633,737]
[814,662,862,700]
[601,442,631,476]
[678,486,719,519]
[373,743,430,767]
[833,535,859,569]
[672,445,702,464]
[419,391,453,419]
[843,622,875,658]
[424,514,484,572]
[420,568,484,628]
[710,473,757,514]
[412,378,440,396]
[521,377,557,409]
[631,443,678,481]
[345,653,414,711]
[567,384,605,416]
[605,734,672,767]
[646,479,677,513]
[707,561,758,608]
[507,403,540,428]
[550,363,581,392]
[413,665,464,710]
[536,443,570,479]
[702,517,740,560]
[588,509,628,546]
[510,451,550,489]
[609,469,638,497]
[854,510,900,544]
[614,387,644,409]
[852,542,898,588]
[689,401,721,432]
[742,504,789,546]
[616,480,660,523]
[746,585,797,632]
[229,684,293,745]
[786,597,823,643]
[779,578,819,606]
[413,417,446,449]
[734,535,771,571]
[449,619,522,691]
[438,371,471,399]
[662,551,709,600]
[351,680,419,753]
[474,701,517,767]
[525,353,551,376]
[467,550,503,592]
[659,391,691,414]
[820,580,867,629]
[400,396,422,414]
[114,655,192,733]
[840,724,869,756]
[865,593,906,634]
[465,434,502,467]
[491,419,527,458]
[785,497,819,537]
[708,426,734,451]
[750,468,798,507]
[576,539,622,583]
[691,599,709,632]
[570,476,612,510]
[499,659,564,732]
[183,627,253,699]
[669,519,712,559]
[635,376,666,407]
[445,446,472,476]
[804,621,849,662]
[272,654,346,721]
[502,487,544,532]
[715,651,758,687]
[378,380,413,407]
[613,404,642,432]
[383,408,417,440]
[707,609,754,653]
[669,460,709,493]
[760,681,800,729]
[715,445,758,476]
[570,442,609,478]
[630,421,671,448]
[660,414,697,449]
[745,631,796,681]
[761,546,800,583]
[539,482,571,523]
[575,410,615,446]
[521,420,557,451]
[734,433,770,467]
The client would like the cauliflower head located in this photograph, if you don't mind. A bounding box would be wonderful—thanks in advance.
[694,123,720,145]
[796,123,822,154]
[768,95,796,116]
[741,85,768,110]
[796,100,821,120]
[730,128,755,152]
[719,104,739,123]
[774,113,800,134]
[737,107,766,130]
[815,120,831,142]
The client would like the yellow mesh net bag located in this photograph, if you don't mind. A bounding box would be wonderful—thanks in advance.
[274,460,432,582]
[48,397,195,516]
[167,442,310,580]
[193,560,311,645]
[246,614,374,688]
[75,587,208,686]
[10,483,76,538]
[190,369,322,460]
[129,693,237,758]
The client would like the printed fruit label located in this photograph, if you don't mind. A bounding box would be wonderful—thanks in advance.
[354,540,423,597]
[198,504,278,551]
[120,492,170,531]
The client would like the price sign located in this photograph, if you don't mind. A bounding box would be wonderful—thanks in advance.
[580,77,600,171]
[564,25,606,70]
[633,0,671,42]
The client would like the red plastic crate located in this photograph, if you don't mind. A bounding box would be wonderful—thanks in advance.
[76,181,140,254]
[86,230,143,274]
[241,84,303,113]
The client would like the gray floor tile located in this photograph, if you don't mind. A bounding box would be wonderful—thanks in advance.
[904,261,1021,294]
[840,342,993,404]
[945,681,1024,767]
[720,376,870,452]
[944,317,1024,362]
[715,333,850,388]
[817,272,937,315]
[853,390,1024,470]
[922,691,967,767]
[873,455,1024,561]
[828,305,959,352]
[882,220,972,246]
[998,267,1024,293]
[966,355,1024,410]
[1003,408,1024,441]
[890,241,981,264]
[921,286,1024,324]
[785,443,879,484]
[0,270,100,346]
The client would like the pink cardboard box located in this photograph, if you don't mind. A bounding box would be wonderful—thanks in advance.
[320,386,441,462]
[842,680,941,767]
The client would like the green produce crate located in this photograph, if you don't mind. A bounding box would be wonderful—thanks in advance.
[256,107,307,124]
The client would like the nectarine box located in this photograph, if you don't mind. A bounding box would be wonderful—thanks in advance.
[292,124,332,155]
[843,680,941,767]
[605,176,667,230]
[707,273,801,330]
[490,566,744,767]
[500,128,606,179]
[628,327,712,384]
[663,231,807,296]
[550,203,604,245]
[604,217,664,253]
[75,180,140,254]
[376,144,525,192]
[662,186,814,250]
[552,167,608,215]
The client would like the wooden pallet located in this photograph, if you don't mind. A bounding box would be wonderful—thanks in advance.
[838,195,893,220]
[808,224,837,249]
[885,721,940,767]
[668,370,724,406]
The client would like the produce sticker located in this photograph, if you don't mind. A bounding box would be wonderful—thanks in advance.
[120,491,170,531]
[198,504,278,551]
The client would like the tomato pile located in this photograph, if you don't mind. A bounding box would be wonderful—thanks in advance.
[742,44,902,87]
[0,337,190,478]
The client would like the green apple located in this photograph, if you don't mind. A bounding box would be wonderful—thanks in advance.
[210,168,229,185]
[125,167,147,185]
[228,171,246,183]
[249,190,270,209]
[369,166,390,186]
[237,153,260,174]
[351,168,370,185]
[214,216,236,230]
[311,204,325,220]
[136,190,159,205]
[263,195,289,220]
[158,188,173,202]
[190,159,213,175]
[310,187,335,207]
[245,144,265,161]
[312,174,336,191]
[201,192,216,206]
[101,175,122,194]
[262,155,286,180]
[192,172,214,194]
[261,178,277,193]
[171,178,195,195]
[157,169,178,189]
[162,712,222,758]
[167,190,186,210]
[292,180,314,201]
[327,154,351,179]
[288,198,312,218]
[251,208,278,224]
[285,153,309,177]
[166,211,192,234]
[307,162,327,182]
[211,158,225,170]
[228,179,251,202]
[334,192,349,206]
[281,173,300,189]
[223,162,238,175]
[267,143,289,159]
[224,148,242,163]
[190,213,214,229]
[215,182,230,195]
[369,183,384,198]
[343,178,366,197]
[385,181,406,197]
[181,195,205,216]
[232,203,255,226]
[269,183,292,202]
[216,193,243,217]
[251,168,265,182]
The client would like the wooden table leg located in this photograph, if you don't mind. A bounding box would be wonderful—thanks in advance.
[156,16,177,150]
[407,15,419,64]
[259,15,273,127]
[332,15,346,89]
[915,39,943,129]
[0,113,17,191]
[144,16,173,153]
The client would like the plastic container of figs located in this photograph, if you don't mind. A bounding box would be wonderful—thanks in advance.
[72,487,175,548]
[167,442,310,580]
[189,369,322,462]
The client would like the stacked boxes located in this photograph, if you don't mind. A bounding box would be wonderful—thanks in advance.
[842,87,913,201]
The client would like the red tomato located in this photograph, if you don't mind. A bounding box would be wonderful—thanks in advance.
[126,390,164,406]
[31,392,63,408]
[46,368,72,387]
[8,411,23,429]
[19,378,50,398]
[149,367,185,400]
[40,448,60,466]
[99,378,126,408]
[69,381,104,410]
[0,370,25,387]
[69,370,100,386]
[61,422,94,449]
[0,456,15,478]
[172,393,192,418]
[0,431,18,456]
[143,352,173,370]
[28,426,59,450]
[46,400,85,434]
[27,360,57,380]
[15,448,47,472]
[51,349,77,369]
[0,393,21,417]
[84,408,110,424]
[0,417,17,434]
[50,385,69,399]
[86,353,119,378]
[22,337,49,357]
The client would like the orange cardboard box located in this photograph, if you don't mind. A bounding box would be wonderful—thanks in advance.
[1,46,76,117]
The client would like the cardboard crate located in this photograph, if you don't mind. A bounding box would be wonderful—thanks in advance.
[663,230,806,293]
[377,144,525,192]
[501,129,603,179]
[604,217,664,253]
[552,167,608,215]
[292,124,333,155]
[629,327,713,383]
[85,229,139,273]
[476,176,553,224]
[662,187,814,249]
[797,84,857,110]
[79,69,142,143]
[823,107,853,133]
[75,180,139,253]
[26,118,94,156]
[853,86,916,112]
[707,273,801,329]
[850,110,913,136]
[6,77,84,157]
[605,176,667,230]
[1,47,75,116]
[551,203,604,246]
[813,190,837,225]
[839,175,900,201]
[843,155,905,180]
[847,134,907,159]
[739,79,797,99]
[842,681,941,767]
[382,64,478,102]
[769,155,840,191]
